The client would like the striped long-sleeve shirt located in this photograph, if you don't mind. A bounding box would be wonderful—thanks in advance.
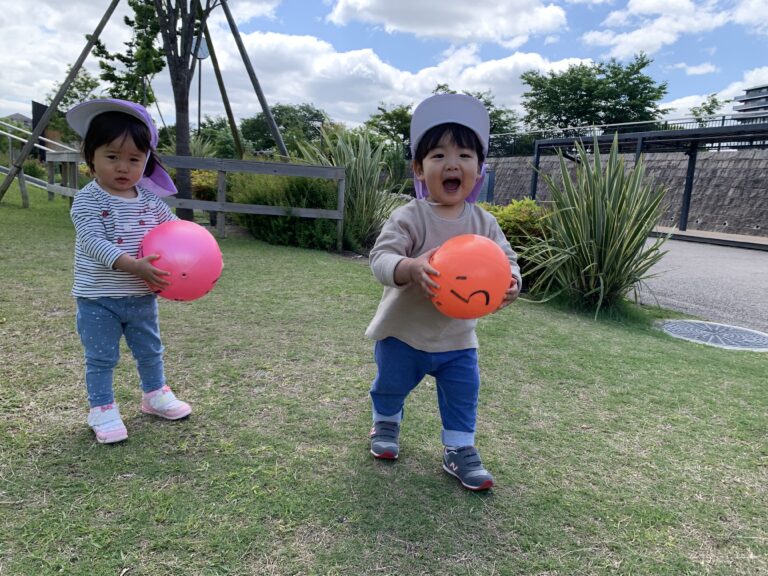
[70,180,178,298]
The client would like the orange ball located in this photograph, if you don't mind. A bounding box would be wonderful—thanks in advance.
[429,234,512,319]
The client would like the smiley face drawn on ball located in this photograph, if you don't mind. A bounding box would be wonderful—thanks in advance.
[448,275,490,306]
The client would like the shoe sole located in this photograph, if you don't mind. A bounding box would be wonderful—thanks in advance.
[95,431,128,444]
[371,449,398,460]
[140,405,192,420]
[442,463,494,491]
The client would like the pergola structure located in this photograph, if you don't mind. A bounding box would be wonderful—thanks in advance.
[529,121,768,231]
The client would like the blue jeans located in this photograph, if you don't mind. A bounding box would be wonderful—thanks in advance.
[370,337,480,447]
[76,295,166,407]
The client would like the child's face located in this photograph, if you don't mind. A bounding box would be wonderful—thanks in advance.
[90,133,147,197]
[413,133,481,207]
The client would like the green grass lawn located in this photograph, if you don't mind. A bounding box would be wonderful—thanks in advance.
[1,184,766,575]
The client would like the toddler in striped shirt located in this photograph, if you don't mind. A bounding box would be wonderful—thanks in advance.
[67,99,192,443]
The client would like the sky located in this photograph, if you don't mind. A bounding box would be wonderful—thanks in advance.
[1,0,767,132]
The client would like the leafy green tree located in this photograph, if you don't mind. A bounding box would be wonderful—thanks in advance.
[521,53,669,131]
[90,0,165,105]
[690,93,730,125]
[46,66,101,111]
[240,103,329,155]
[45,66,101,143]
[198,115,245,158]
[364,103,412,144]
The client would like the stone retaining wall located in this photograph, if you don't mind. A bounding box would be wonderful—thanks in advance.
[488,149,768,238]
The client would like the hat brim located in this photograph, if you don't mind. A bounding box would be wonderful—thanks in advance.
[66,99,158,148]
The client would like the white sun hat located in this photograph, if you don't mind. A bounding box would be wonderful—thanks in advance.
[66,99,177,197]
[409,93,490,158]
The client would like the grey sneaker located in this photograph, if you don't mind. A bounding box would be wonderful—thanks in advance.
[442,446,495,491]
[369,421,400,460]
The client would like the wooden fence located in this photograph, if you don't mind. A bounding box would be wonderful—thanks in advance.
[43,152,347,250]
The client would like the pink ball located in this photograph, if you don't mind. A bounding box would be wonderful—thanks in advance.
[138,220,223,301]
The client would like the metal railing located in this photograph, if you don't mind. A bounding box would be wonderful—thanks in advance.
[487,114,768,157]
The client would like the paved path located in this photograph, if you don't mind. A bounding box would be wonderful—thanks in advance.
[637,239,768,334]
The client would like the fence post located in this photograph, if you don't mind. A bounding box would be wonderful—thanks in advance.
[216,170,226,238]
[47,161,55,201]
[336,176,345,252]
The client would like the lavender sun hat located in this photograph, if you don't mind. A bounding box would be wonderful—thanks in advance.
[409,93,490,202]
[66,98,177,197]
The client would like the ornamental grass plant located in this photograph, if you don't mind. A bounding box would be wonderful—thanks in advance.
[521,136,668,313]
[296,126,406,252]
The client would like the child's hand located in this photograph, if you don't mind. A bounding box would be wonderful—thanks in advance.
[394,248,440,298]
[114,253,171,289]
[134,254,172,289]
[495,277,521,312]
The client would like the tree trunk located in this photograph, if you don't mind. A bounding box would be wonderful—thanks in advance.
[172,73,194,221]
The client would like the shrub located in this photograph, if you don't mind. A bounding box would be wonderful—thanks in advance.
[22,158,47,180]
[481,199,547,245]
[520,135,668,314]
[229,173,339,250]
[481,199,548,289]
[191,170,218,201]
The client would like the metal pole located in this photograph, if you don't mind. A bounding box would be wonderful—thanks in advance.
[0,0,121,201]
[203,22,243,158]
[679,143,698,231]
[197,58,202,136]
[530,141,541,200]
[219,0,288,157]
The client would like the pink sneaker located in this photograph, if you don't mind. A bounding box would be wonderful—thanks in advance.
[141,385,192,420]
[87,403,128,444]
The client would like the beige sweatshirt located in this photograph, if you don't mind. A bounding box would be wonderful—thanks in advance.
[365,199,522,353]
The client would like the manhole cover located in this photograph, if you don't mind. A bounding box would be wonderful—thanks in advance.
[658,320,768,351]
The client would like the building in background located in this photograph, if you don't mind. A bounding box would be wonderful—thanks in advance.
[733,84,768,124]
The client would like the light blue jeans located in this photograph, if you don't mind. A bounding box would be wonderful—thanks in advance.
[370,337,480,447]
[76,295,166,408]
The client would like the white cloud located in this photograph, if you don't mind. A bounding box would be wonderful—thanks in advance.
[326,0,567,46]
[670,62,719,75]
[732,0,768,34]
[585,0,729,59]
[225,0,282,23]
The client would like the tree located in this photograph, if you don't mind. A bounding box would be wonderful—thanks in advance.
[364,103,413,145]
[91,0,166,105]
[690,93,730,126]
[45,65,102,143]
[153,0,218,220]
[241,103,329,155]
[46,66,101,111]
[521,53,669,131]
[198,115,244,158]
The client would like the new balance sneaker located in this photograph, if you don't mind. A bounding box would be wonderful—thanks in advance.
[141,385,192,420]
[442,446,495,491]
[369,420,400,460]
[87,403,128,444]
